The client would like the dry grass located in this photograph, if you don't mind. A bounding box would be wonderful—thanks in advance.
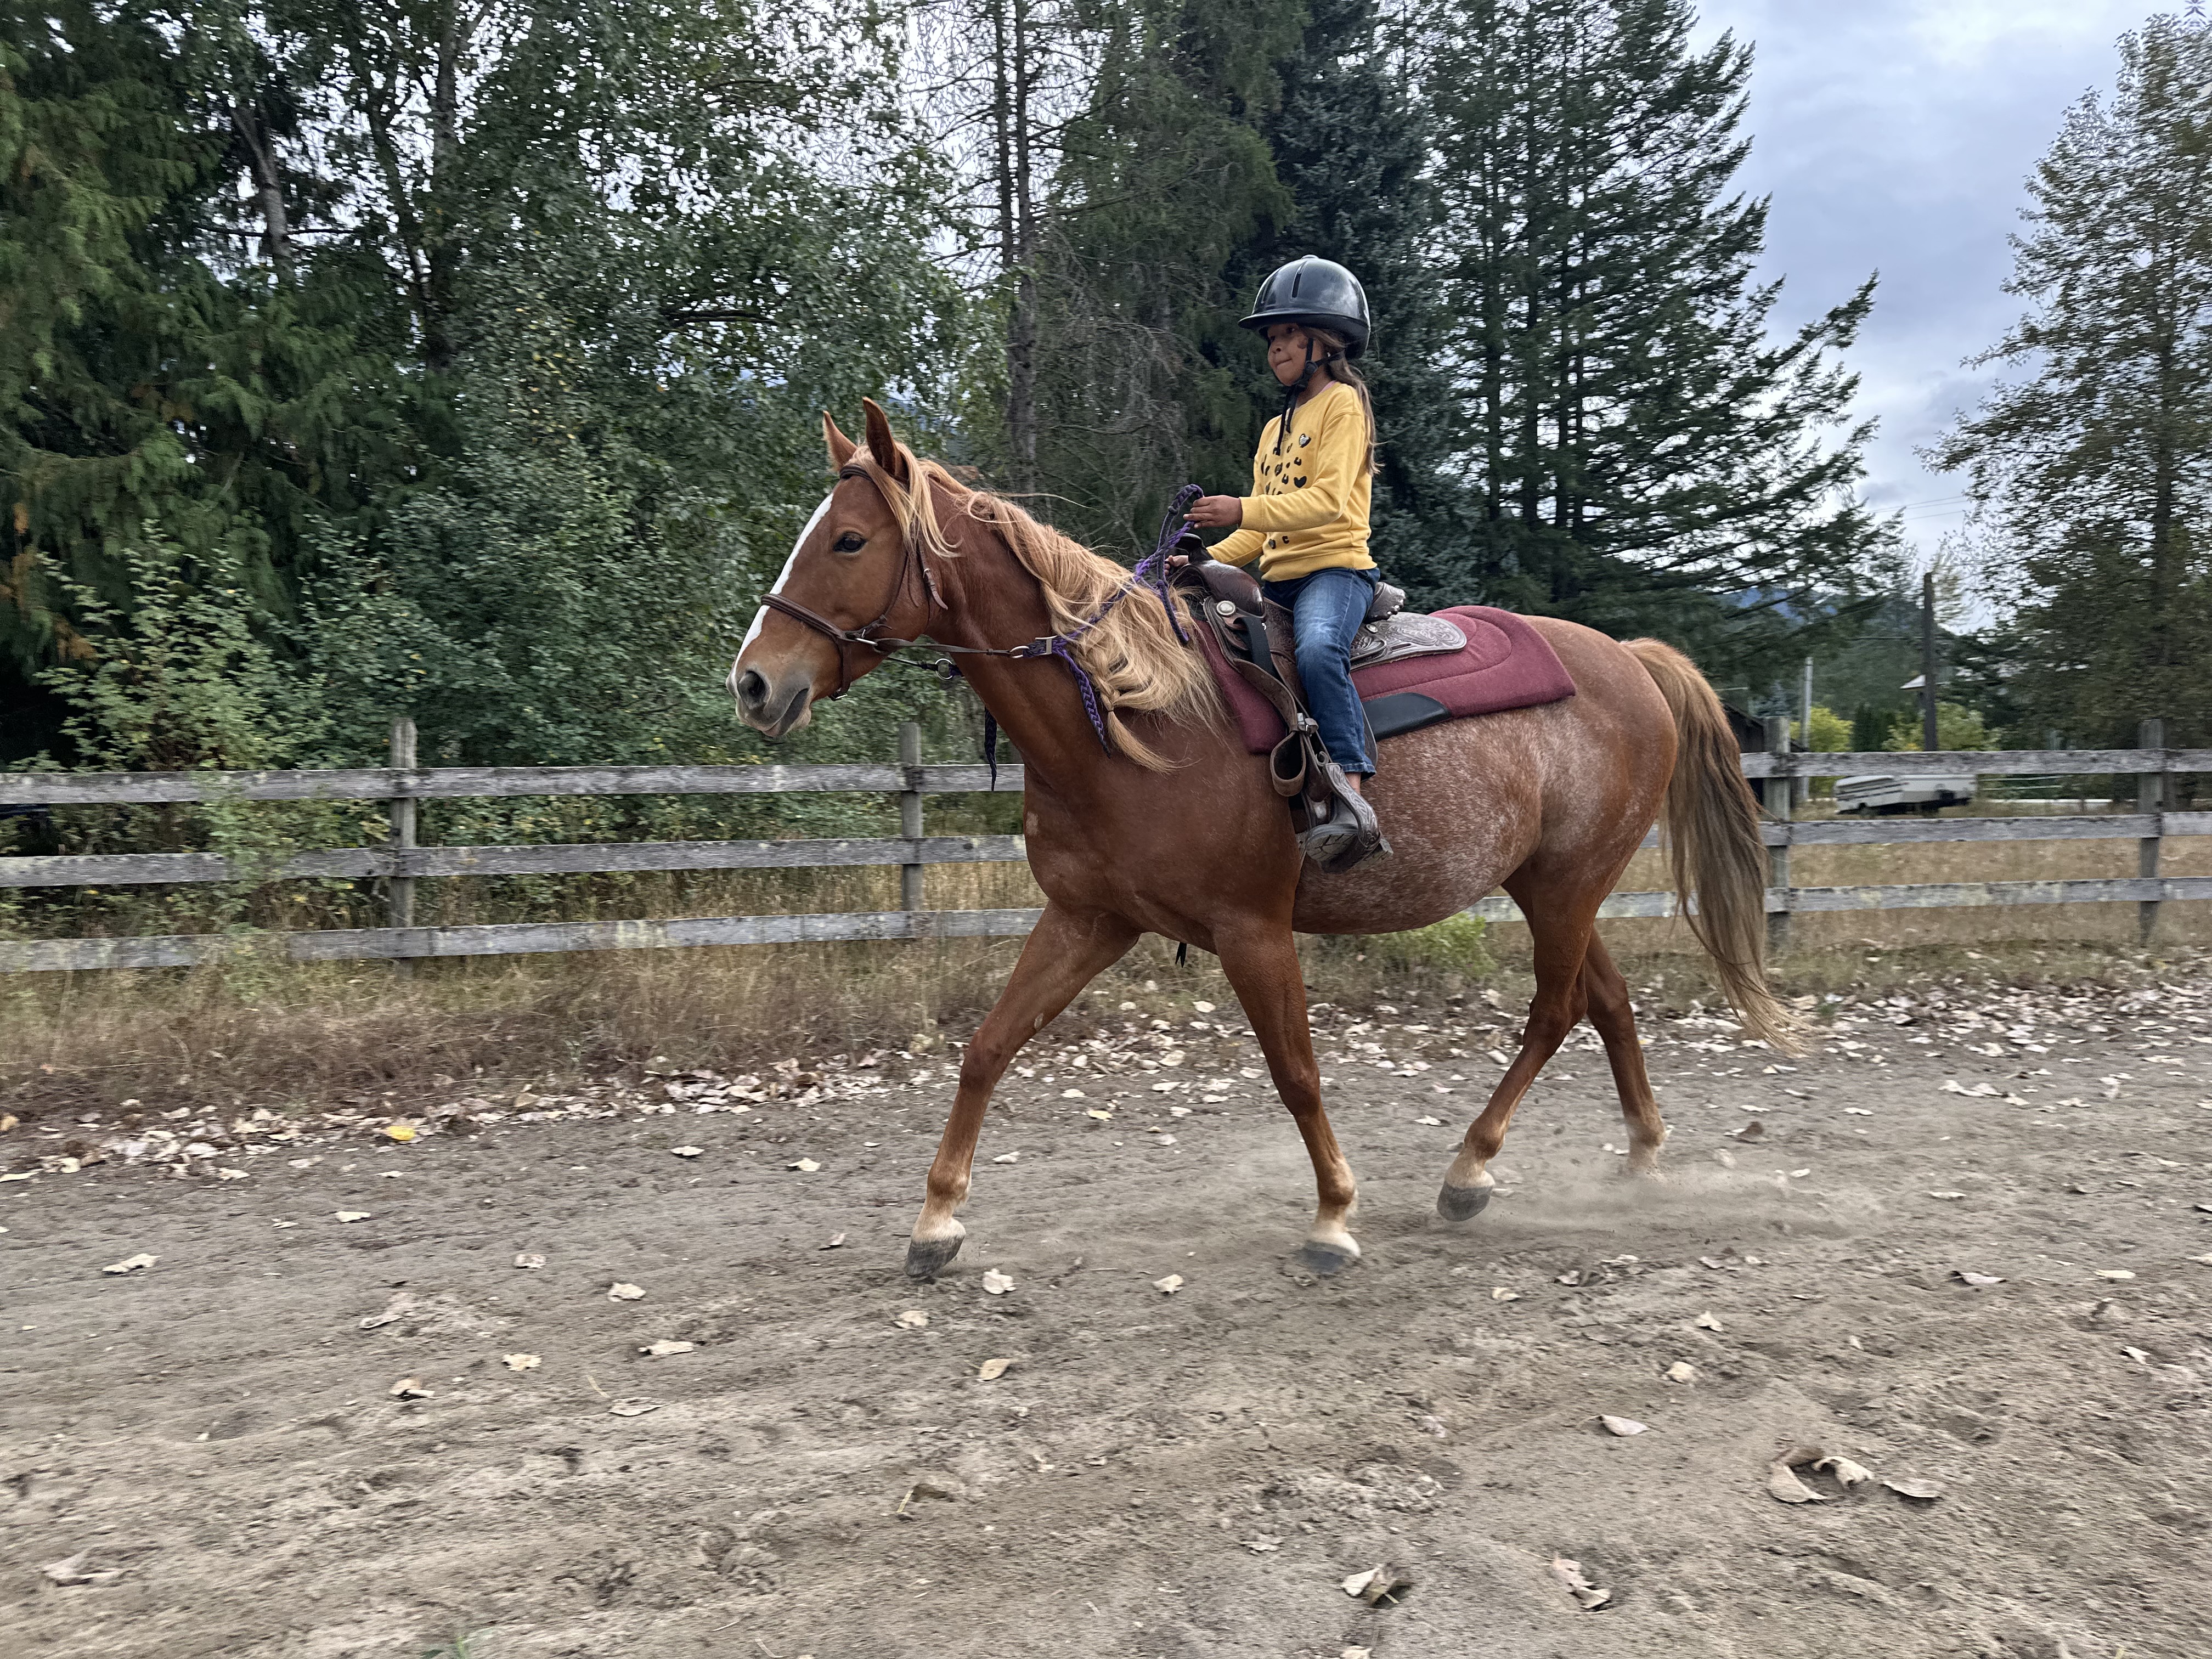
[8,826,2207,1123]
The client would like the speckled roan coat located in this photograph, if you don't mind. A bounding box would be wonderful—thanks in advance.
[732,404,1791,1278]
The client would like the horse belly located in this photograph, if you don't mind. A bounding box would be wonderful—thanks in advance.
[1290,720,1542,936]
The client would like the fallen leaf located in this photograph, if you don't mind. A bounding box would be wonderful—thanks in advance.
[1731,1121,1765,1142]
[1883,1476,1945,1501]
[896,1310,930,1329]
[1817,1453,1875,1490]
[513,1252,546,1269]
[670,1146,702,1159]
[101,1252,157,1276]
[1060,1088,1085,1099]
[1768,1460,1826,1503]
[607,1397,660,1417]
[1665,1361,1699,1383]
[40,1553,122,1587]
[641,1339,695,1357]
[1153,1274,1184,1295]
[1086,1109,1114,1121]
[978,1357,1012,1380]
[2123,1345,2151,1365]
[1341,1649,1371,1659]
[1242,1535,1282,1554]
[821,1233,847,1249]
[1599,1414,1649,1436]
[1953,1270,2005,1287]
[1193,1001,1216,1013]
[981,1269,1015,1296]
[1694,1312,1724,1331]
[992,1151,1019,1163]
[1340,1565,1413,1605]
[389,1376,431,1400]
[2187,1254,2212,1266]
[383,1124,415,1142]
[1927,1190,1967,1200]
[334,1210,372,1223]
[788,1158,821,1172]
[2095,1269,2136,1281]
[1415,1115,1443,1126]
[503,1353,540,1371]
[608,1282,646,1301]
[1490,1287,1520,1302]
[1548,1556,1611,1610]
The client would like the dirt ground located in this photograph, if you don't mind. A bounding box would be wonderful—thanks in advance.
[8,970,2212,1658]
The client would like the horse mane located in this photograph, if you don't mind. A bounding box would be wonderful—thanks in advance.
[847,439,1223,771]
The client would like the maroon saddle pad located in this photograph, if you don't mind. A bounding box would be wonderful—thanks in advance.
[1199,604,1577,757]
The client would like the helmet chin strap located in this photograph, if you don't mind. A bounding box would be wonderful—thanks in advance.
[1274,340,1335,454]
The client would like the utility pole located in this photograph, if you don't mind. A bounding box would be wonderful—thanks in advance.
[1920,571,1940,753]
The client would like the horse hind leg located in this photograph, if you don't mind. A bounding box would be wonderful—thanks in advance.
[1580,933,1668,1174]
[1438,878,1597,1220]
[905,904,1138,1280]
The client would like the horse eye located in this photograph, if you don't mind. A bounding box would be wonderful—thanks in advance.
[833,532,868,554]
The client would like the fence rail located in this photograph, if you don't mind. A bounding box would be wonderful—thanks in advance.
[3,726,2204,973]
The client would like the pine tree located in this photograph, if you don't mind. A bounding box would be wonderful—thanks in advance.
[1933,16,2212,745]
[1416,0,1892,667]
[1232,0,1459,594]
[1023,0,1302,548]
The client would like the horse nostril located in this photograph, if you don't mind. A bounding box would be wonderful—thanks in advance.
[736,668,768,708]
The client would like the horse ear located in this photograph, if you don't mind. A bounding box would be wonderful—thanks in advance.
[861,397,907,480]
[823,413,859,470]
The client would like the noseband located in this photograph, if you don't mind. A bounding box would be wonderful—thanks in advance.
[758,466,1198,751]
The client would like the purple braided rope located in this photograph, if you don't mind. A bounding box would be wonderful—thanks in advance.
[1045,483,1204,751]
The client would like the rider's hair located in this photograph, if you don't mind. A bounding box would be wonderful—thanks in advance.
[1299,327,1377,477]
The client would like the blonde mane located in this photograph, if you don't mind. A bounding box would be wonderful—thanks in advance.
[846,439,1223,770]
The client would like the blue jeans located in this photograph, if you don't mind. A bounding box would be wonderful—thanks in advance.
[1262,567,1378,775]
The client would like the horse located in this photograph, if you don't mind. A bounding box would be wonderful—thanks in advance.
[731,399,1794,1279]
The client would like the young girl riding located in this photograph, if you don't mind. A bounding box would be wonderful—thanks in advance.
[1186,256,1386,867]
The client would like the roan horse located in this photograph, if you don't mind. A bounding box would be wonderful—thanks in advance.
[732,401,1795,1278]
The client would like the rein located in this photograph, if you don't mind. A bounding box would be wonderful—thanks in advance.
[764,464,1200,777]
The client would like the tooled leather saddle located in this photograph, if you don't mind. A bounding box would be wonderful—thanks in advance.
[1170,538,1578,873]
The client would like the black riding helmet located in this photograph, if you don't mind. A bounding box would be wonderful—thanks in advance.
[1238,257,1371,357]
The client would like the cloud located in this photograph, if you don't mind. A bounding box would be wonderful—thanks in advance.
[1694,0,2152,541]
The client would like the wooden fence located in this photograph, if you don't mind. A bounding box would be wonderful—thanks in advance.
[1,716,2205,973]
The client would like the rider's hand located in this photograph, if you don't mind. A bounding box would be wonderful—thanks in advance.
[1185,494,1244,529]
[1166,553,1190,569]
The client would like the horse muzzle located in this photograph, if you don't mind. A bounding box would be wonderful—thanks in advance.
[730,660,815,738]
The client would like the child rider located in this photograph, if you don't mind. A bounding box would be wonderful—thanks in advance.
[1186,256,1386,869]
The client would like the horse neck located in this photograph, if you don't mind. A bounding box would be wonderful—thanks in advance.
[928,507,1135,792]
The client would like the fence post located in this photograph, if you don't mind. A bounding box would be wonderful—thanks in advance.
[387,715,417,971]
[899,720,925,914]
[1763,714,1792,955]
[2139,716,2165,945]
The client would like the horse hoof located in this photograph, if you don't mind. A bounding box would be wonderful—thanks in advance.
[1299,1238,1360,1278]
[1436,1180,1494,1221]
[905,1232,965,1280]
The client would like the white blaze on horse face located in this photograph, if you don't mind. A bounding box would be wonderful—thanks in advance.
[739,493,837,656]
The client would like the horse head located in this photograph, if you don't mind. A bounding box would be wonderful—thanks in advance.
[729,398,943,737]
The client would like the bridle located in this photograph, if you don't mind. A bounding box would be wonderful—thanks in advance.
[757,461,1198,759]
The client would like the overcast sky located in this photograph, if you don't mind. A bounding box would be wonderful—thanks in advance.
[1692,1,2168,565]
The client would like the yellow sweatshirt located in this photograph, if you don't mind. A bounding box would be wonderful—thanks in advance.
[1211,377,1374,582]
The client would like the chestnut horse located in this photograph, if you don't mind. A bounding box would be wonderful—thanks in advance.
[732,401,1793,1278]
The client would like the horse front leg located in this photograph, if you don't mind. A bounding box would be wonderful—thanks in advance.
[1215,922,1361,1276]
[905,902,1139,1279]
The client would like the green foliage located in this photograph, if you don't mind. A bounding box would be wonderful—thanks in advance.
[1932,17,2212,746]
[1372,912,1493,977]
[1795,705,1853,752]
[1882,703,1996,753]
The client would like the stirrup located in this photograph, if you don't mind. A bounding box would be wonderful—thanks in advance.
[1299,765,1390,874]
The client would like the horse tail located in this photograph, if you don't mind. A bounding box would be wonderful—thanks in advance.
[1625,637,1801,1054]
